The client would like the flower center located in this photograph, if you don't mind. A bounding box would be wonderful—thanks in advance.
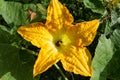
[52,31,72,50]
[55,40,62,47]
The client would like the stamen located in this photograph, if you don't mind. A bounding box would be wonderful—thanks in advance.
[55,40,62,47]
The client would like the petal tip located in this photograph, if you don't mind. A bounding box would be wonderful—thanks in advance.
[93,19,100,25]
[33,67,40,77]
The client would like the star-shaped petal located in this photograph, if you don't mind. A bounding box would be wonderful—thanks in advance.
[17,0,99,77]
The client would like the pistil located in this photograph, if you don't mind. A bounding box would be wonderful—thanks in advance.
[55,40,62,47]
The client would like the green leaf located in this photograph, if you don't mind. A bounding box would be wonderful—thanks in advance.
[111,10,118,26]
[104,21,111,37]
[0,0,5,14]
[36,3,47,20]
[0,26,13,43]
[0,44,35,80]
[83,0,105,14]
[91,35,114,80]
[0,1,37,25]
[105,49,120,80]
[1,1,26,25]
[0,25,10,33]
[117,17,120,23]
[111,28,120,49]
[37,4,47,16]
[0,25,29,48]
[1,72,16,80]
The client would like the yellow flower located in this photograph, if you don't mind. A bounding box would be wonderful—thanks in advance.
[17,0,99,77]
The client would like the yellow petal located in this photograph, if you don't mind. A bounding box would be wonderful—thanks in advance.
[17,22,53,48]
[61,46,92,76]
[45,0,73,31]
[33,44,61,76]
[75,20,99,46]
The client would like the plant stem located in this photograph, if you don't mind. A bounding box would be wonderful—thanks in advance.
[70,72,74,80]
[21,47,38,56]
[54,64,68,80]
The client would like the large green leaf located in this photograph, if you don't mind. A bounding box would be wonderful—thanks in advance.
[83,0,105,14]
[0,1,26,25]
[0,0,38,25]
[0,24,37,80]
[91,35,114,80]
[0,44,35,80]
[105,28,120,79]
[105,49,120,80]
[0,25,36,80]
[0,0,47,26]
